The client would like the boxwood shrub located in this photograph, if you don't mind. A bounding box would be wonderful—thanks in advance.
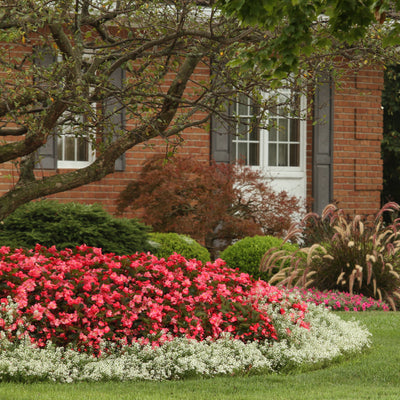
[0,200,153,255]
[220,235,298,281]
[149,232,211,262]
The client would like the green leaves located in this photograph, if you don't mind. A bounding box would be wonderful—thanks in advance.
[217,0,400,80]
[149,232,211,263]
[0,200,152,255]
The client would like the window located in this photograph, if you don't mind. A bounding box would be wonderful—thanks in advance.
[267,92,301,167]
[57,133,94,168]
[56,112,95,169]
[56,51,95,169]
[232,93,260,166]
[231,90,305,173]
[211,85,309,202]
[34,48,125,171]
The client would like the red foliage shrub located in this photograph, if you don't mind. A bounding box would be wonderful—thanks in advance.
[117,155,301,257]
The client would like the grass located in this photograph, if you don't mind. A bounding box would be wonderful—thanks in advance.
[0,312,399,400]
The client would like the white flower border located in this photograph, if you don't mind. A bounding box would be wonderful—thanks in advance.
[0,303,371,383]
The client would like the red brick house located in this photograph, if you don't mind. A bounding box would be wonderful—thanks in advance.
[213,65,384,217]
[0,52,384,219]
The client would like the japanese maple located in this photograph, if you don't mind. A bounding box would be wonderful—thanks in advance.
[117,155,301,258]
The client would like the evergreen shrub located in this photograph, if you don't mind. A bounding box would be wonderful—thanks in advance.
[0,200,152,255]
[149,232,211,262]
[220,235,298,280]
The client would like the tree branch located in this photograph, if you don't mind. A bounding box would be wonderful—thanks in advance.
[0,92,46,117]
[0,127,28,136]
[0,50,203,219]
[48,22,81,78]
[16,153,36,187]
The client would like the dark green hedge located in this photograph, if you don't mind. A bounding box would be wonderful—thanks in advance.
[0,200,153,255]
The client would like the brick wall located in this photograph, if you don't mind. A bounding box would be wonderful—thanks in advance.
[331,65,383,216]
[0,42,33,200]
[0,39,211,219]
[306,65,384,217]
[0,49,384,220]
[49,59,384,220]
[33,119,210,219]
[12,58,211,219]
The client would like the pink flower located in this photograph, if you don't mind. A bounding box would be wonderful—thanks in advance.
[47,301,57,310]
[300,321,310,330]
[148,304,164,323]
[0,245,305,353]
[29,304,46,321]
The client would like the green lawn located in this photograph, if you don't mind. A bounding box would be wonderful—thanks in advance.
[1,312,399,400]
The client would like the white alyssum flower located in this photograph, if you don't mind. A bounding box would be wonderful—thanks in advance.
[0,300,371,383]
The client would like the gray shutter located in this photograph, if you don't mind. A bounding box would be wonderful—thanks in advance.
[36,136,57,169]
[104,67,125,172]
[313,73,333,215]
[210,101,234,163]
[34,47,57,169]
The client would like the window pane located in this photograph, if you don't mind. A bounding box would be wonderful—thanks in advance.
[238,118,249,138]
[238,142,247,164]
[290,119,300,141]
[232,94,262,166]
[292,94,300,116]
[57,138,63,160]
[290,143,300,166]
[77,137,89,161]
[249,124,259,141]
[266,91,302,168]
[249,143,260,166]
[278,144,288,166]
[238,94,249,115]
[251,102,258,116]
[279,118,288,141]
[65,136,75,161]
[269,124,277,141]
[268,143,277,166]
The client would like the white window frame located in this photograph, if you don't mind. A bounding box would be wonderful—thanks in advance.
[231,93,260,166]
[232,90,307,180]
[56,118,95,169]
[55,52,96,169]
[260,90,307,179]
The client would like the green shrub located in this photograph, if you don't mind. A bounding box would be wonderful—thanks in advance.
[149,232,211,262]
[260,203,400,309]
[0,200,153,255]
[220,235,298,280]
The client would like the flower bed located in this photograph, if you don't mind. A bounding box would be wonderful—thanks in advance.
[0,245,311,354]
[288,287,390,311]
[0,245,372,382]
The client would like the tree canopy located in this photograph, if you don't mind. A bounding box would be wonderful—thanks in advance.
[0,0,399,220]
[217,0,400,78]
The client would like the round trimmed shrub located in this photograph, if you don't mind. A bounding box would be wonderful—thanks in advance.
[149,232,211,262]
[220,235,298,280]
[0,200,153,255]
